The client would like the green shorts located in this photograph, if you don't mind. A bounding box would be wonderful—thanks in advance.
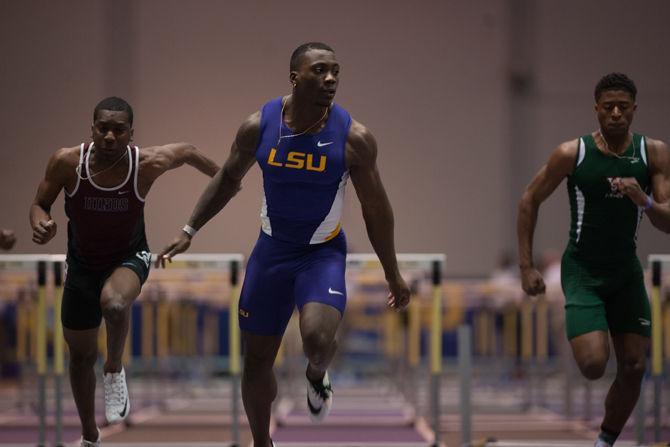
[62,249,151,330]
[560,247,650,340]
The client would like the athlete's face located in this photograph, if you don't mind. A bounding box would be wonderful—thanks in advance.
[595,90,636,137]
[291,49,340,107]
[91,110,133,156]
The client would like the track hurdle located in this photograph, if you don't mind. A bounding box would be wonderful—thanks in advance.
[0,254,65,446]
[149,253,244,446]
[647,254,669,444]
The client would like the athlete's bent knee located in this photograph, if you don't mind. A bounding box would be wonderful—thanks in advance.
[302,330,335,364]
[100,290,129,324]
[619,358,646,381]
[578,357,607,380]
[243,359,273,381]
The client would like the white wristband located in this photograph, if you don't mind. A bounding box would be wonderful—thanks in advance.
[182,224,197,237]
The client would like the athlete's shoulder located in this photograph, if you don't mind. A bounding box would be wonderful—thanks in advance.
[346,120,377,167]
[240,110,262,133]
[257,97,283,123]
[330,102,351,118]
[644,136,668,153]
[51,145,81,169]
[644,136,670,169]
[261,96,283,110]
[236,110,261,138]
[347,119,374,146]
[553,138,580,160]
[543,139,579,178]
[55,144,82,158]
[235,110,262,152]
[42,145,81,185]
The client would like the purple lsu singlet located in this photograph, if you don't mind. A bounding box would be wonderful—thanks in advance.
[255,97,351,244]
[64,143,148,270]
[238,98,352,336]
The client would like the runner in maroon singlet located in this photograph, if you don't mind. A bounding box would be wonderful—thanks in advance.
[30,97,219,446]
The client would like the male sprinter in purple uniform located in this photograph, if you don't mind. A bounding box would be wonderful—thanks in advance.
[30,97,219,447]
[158,42,410,447]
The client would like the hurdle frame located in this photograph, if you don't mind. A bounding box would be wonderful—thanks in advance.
[647,254,669,444]
[150,253,244,447]
[0,254,66,446]
[346,253,447,447]
[0,253,244,447]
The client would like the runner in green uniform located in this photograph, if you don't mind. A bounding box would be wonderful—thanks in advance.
[517,73,670,447]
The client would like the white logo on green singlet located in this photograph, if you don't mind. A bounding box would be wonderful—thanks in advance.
[605,178,624,199]
[638,318,650,326]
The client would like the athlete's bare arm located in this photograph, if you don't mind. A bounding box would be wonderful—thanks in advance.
[613,138,670,233]
[517,140,578,295]
[30,147,79,245]
[137,142,220,194]
[155,113,260,267]
[347,120,410,309]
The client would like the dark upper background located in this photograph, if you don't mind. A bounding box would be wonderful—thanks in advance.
[2,1,668,276]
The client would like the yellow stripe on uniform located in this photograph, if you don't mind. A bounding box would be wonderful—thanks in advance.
[323,223,341,242]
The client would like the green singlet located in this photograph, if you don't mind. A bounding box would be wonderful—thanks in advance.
[561,133,651,339]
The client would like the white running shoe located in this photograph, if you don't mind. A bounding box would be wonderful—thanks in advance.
[306,370,332,423]
[80,428,100,446]
[104,367,129,423]
[594,441,612,447]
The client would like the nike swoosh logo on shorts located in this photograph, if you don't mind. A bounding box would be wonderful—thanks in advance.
[317,141,334,147]
[328,288,344,296]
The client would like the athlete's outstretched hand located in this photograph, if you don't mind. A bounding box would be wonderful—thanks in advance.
[521,266,546,296]
[612,177,648,207]
[32,220,57,245]
[155,232,191,268]
[387,275,410,310]
[0,229,16,250]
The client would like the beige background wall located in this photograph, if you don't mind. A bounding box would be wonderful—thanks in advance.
[2,1,668,276]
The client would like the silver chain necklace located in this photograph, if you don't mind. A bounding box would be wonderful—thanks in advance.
[598,130,638,161]
[75,145,129,180]
[276,96,329,146]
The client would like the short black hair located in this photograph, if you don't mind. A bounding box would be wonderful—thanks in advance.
[290,42,335,71]
[93,96,134,126]
[594,73,637,102]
